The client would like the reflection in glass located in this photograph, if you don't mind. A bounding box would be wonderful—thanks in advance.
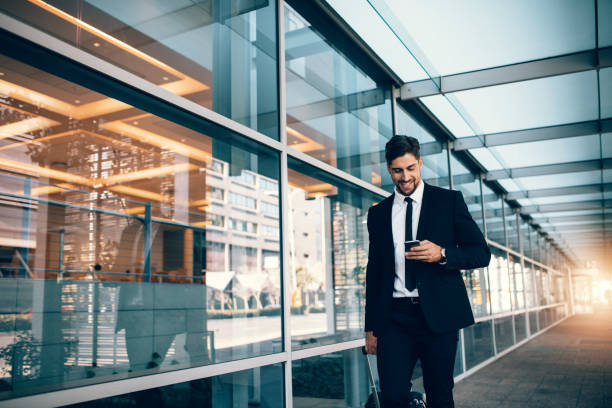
[292,348,371,407]
[529,311,539,335]
[509,255,525,310]
[67,363,284,407]
[0,0,279,139]
[0,54,281,398]
[463,321,494,370]
[514,313,527,342]
[483,185,504,245]
[287,158,382,349]
[524,262,537,308]
[462,267,490,318]
[494,317,514,353]
[284,4,393,186]
[451,156,483,233]
[488,247,511,314]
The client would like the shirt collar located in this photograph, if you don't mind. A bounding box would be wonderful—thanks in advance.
[394,180,424,205]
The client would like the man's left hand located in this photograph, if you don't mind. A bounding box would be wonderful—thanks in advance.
[405,240,442,263]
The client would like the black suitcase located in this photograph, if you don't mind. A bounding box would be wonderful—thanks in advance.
[361,347,426,408]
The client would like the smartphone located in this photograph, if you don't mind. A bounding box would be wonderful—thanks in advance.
[405,240,421,250]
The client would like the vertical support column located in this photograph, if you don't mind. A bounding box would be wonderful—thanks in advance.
[446,142,454,190]
[144,202,152,282]
[58,229,65,281]
[277,2,293,407]
[20,177,32,277]
[516,210,529,336]
[479,174,487,239]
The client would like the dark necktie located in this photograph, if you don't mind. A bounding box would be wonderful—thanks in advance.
[405,196,416,291]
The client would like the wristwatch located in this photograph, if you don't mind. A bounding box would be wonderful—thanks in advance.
[439,247,447,265]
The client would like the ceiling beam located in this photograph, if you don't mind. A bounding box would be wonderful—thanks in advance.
[520,199,612,214]
[399,46,612,99]
[453,118,612,151]
[506,183,612,200]
[486,159,612,181]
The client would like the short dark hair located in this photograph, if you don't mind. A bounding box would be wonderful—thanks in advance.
[385,135,420,164]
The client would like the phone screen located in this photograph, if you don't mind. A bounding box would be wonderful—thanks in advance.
[405,240,420,250]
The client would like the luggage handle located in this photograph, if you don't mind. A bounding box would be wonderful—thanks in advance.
[361,346,381,408]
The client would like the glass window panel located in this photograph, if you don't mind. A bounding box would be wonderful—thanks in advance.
[512,170,602,191]
[529,310,539,334]
[450,71,599,134]
[488,134,603,168]
[0,0,279,139]
[450,156,482,232]
[0,54,281,398]
[524,261,537,308]
[287,157,383,350]
[601,68,612,118]
[292,348,373,407]
[505,205,519,253]
[488,247,511,314]
[469,148,504,171]
[462,267,490,318]
[325,0,428,82]
[514,313,527,342]
[482,184,504,246]
[420,95,475,138]
[285,4,393,187]
[497,179,521,192]
[463,321,494,370]
[509,253,524,309]
[382,0,595,76]
[66,363,284,407]
[525,193,604,206]
[395,106,436,143]
[600,0,612,47]
[494,316,514,353]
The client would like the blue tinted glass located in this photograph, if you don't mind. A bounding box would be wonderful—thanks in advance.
[600,0,612,47]
[285,4,393,187]
[288,158,383,350]
[601,68,612,118]
[66,363,284,407]
[0,0,280,139]
[451,71,599,134]
[0,55,281,398]
[379,0,595,76]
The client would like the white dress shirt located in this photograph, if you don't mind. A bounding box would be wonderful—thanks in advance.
[392,181,424,298]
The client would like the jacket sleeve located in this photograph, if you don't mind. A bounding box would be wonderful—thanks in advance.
[444,190,491,270]
[364,207,378,333]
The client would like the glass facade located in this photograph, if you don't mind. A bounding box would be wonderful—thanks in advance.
[0,0,279,139]
[284,4,393,186]
[0,1,574,406]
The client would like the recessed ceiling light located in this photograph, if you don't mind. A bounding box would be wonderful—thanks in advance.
[93,42,100,47]
[163,76,169,81]
[0,72,4,76]
[133,121,139,125]
[74,100,80,104]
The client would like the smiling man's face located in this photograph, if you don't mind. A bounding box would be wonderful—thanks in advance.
[387,153,423,196]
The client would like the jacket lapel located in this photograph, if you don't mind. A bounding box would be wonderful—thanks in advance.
[416,183,432,241]
[379,194,395,255]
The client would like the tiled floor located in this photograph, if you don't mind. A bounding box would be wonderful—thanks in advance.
[453,306,612,408]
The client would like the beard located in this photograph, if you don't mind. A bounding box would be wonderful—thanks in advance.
[396,178,419,196]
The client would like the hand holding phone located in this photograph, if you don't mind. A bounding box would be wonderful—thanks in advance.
[405,240,421,251]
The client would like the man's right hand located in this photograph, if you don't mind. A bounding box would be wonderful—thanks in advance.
[365,331,377,354]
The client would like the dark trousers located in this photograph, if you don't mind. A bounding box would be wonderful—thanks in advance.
[377,298,459,408]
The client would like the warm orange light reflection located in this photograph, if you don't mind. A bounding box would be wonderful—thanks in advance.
[101,120,211,163]
[101,163,198,186]
[286,126,326,153]
[0,116,61,141]
[108,185,164,202]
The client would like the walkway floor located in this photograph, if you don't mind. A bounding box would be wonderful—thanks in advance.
[453,306,612,408]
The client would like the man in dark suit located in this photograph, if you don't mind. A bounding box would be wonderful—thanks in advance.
[364,135,490,408]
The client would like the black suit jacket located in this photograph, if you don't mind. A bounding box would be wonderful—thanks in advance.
[365,183,491,335]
